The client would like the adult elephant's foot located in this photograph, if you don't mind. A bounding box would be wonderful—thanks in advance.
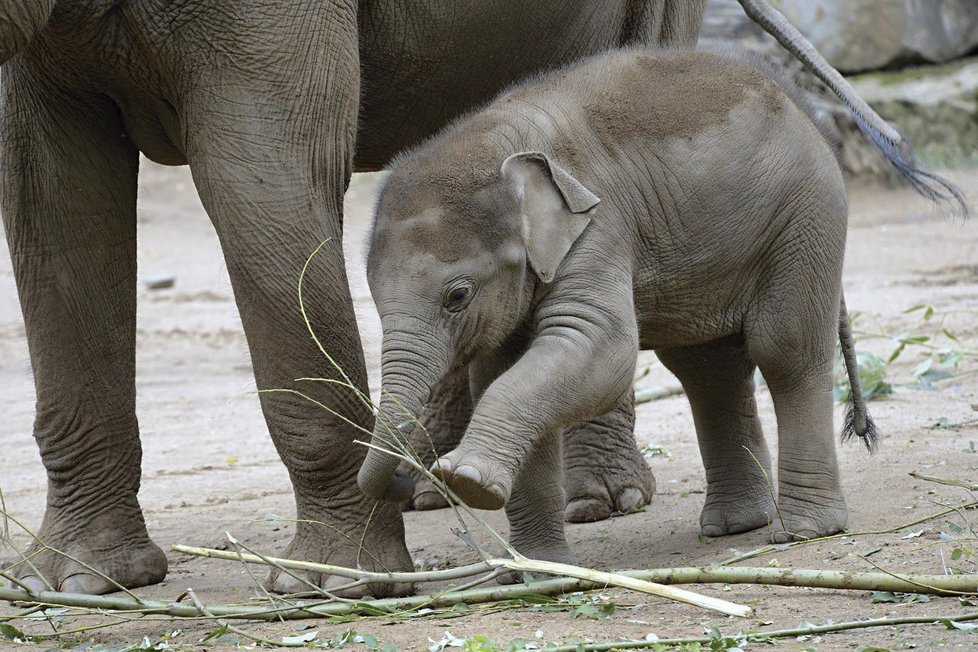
[768,496,848,543]
[699,486,777,537]
[432,450,511,511]
[266,497,414,598]
[561,399,655,523]
[10,506,167,595]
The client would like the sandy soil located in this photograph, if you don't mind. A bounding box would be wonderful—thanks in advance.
[2,160,978,651]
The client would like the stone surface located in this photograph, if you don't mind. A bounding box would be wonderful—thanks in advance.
[702,0,978,178]
[704,0,978,73]
[849,58,978,167]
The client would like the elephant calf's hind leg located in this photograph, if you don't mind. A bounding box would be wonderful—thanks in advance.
[657,338,776,537]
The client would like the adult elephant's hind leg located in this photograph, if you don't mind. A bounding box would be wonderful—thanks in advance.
[1,72,165,594]
[184,4,411,597]
[656,337,776,537]
[562,392,655,523]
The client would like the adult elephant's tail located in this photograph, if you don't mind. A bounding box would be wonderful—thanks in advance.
[1,0,54,65]
[738,0,968,217]
[838,296,880,452]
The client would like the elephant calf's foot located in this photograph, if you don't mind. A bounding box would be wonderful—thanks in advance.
[10,509,167,595]
[768,497,848,543]
[266,500,414,598]
[563,445,655,523]
[699,490,777,537]
[432,450,511,510]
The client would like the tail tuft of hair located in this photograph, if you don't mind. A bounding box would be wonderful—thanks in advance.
[841,398,880,453]
[851,112,969,221]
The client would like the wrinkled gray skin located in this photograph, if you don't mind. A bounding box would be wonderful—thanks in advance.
[3,0,923,597]
[1,0,723,597]
[360,47,888,564]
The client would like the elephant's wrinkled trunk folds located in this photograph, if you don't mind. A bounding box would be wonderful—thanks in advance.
[358,330,447,503]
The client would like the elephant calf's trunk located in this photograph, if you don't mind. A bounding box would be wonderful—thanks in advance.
[358,428,417,503]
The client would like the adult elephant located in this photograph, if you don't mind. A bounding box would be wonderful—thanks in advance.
[0,0,934,597]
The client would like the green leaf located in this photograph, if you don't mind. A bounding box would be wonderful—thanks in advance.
[943,619,978,632]
[200,624,229,643]
[0,624,28,641]
[871,591,898,603]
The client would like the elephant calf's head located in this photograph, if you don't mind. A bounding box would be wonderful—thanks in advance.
[357,142,601,502]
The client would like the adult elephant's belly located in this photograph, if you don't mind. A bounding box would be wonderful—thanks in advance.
[354,0,705,171]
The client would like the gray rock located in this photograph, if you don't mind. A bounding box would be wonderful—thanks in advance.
[704,0,978,73]
[848,58,978,168]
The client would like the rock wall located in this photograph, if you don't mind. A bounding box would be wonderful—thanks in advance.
[703,0,978,178]
[705,0,978,73]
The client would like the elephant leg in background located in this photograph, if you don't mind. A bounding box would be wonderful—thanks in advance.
[0,73,166,594]
[500,428,573,583]
[561,392,656,523]
[407,372,654,524]
[656,337,776,538]
[401,369,472,511]
[182,5,411,596]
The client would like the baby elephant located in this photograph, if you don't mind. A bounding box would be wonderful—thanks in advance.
[358,47,880,563]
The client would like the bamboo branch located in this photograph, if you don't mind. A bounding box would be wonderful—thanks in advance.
[634,384,684,404]
[3,561,978,625]
[545,610,978,652]
[173,544,978,596]
[909,471,978,492]
[719,499,978,566]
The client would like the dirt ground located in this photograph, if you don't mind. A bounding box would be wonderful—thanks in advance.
[2,160,978,651]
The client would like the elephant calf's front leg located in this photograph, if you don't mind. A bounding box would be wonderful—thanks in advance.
[435,312,639,512]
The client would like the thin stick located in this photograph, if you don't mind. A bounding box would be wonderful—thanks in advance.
[186,588,285,648]
[3,564,978,624]
[171,546,978,596]
[719,499,978,566]
[544,610,978,652]
[174,544,749,617]
[910,471,978,492]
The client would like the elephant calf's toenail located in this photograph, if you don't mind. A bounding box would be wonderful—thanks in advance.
[455,465,484,485]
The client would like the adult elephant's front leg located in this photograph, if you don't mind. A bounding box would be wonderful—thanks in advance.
[562,392,655,523]
[1,71,166,594]
[183,6,411,596]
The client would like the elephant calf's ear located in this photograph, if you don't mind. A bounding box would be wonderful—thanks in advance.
[500,152,600,284]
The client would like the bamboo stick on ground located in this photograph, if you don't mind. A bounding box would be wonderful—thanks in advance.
[634,384,684,404]
[173,545,750,617]
[172,543,978,597]
[3,561,978,623]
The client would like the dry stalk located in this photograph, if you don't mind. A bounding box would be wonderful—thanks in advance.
[173,544,751,617]
[172,544,978,598]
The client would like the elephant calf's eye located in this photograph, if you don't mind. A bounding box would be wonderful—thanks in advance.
[443,284,473,312]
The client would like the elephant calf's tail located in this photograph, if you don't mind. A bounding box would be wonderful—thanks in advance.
[838,296,879,452]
